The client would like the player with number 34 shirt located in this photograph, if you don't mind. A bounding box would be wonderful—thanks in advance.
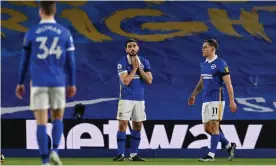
[16,2,76,165]
[20,20,75,87]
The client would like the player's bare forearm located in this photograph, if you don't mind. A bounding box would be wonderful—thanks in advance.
[226,84,235,102]
[120,69,137,86]
[223,75,235,102]
[191,77,203,97]
[138,68,152,84]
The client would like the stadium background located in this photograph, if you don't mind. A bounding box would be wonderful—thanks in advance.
[1,0,276,159]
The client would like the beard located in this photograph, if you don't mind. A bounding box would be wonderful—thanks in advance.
[129,51,137,56]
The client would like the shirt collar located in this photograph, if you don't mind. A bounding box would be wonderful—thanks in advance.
[39,19,56,24]
[205,55,218,63]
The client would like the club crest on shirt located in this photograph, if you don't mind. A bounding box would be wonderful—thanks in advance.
[211,64,216,69]
[117,64,122,70]
[140,64,144,69]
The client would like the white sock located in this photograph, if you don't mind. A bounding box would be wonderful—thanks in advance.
[208,152,215,158]
[130,153,137,158]
[225,143,231,149]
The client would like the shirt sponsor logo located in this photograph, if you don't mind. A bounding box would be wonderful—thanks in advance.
[201,74,213,79]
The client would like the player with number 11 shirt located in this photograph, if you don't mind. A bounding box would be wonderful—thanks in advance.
[188,39,237,162]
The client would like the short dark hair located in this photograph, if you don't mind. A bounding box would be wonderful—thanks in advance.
[204,39,219,51]
[39,1,56,16]
[126,39,138,47]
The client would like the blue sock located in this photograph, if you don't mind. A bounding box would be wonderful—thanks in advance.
[219,132,229,148]
[37,125,49,164]
[117,131,126,155]
[52,119,63,154]
[131,130,141,154]
[210,134,220,155]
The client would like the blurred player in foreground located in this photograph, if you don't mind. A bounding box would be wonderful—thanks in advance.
[114,39,153,161]
[188,39,237,162]
[15,1,76,165]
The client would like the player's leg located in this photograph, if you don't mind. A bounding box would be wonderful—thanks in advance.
[116,120,128,160]
[219,130,236,160]
[50,109,64,154]
[209,122,237,161]
[209,120,220,158]
[49,109,64,165]
[48,87,66,165]
[129,101,146,161]
[203,103,230,148]
[129,121,144,161]
[199,120,219,162]
[114,100,134,161]
[217,101,236,160]
[219,131,231,149]
[34,110,50,165]
[200,102,217,161]
[200,101,236,161]
[31,87,50,165]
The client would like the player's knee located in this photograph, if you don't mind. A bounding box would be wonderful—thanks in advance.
[34,110,48,125]
[118,125,127,131]
[209,123,219,134]
[118,120,128,131]
[204,123,211,134]
[51,109,64,120]
[210,129,219,135]
[204,128,210,134]
[51,114,63,121]
[213,126,220,134]
[132,121,143,130]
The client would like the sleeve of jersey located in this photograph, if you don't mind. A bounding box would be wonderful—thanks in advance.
[144,59,151,72]
[218,60,230,76]
[17,32,32,85]
[66,51,76,86]
[23,31,31,51]
[66,34,75,52]
[66,34,76,86]
[117,61,127,75]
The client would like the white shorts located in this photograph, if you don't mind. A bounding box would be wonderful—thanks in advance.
[30,87,66,110]
[202,101,225,123]
[116,100,146,122]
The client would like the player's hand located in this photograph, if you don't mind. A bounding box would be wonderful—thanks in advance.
[16,85,25,100]
[131,57,139,70]
[67,86,76,98]
[229,100,237,113]
[188,95,196,105]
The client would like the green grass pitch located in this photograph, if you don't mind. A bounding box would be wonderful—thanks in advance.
[2,158,276,165]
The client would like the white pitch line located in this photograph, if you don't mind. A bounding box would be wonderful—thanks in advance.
[1,98,119,115]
